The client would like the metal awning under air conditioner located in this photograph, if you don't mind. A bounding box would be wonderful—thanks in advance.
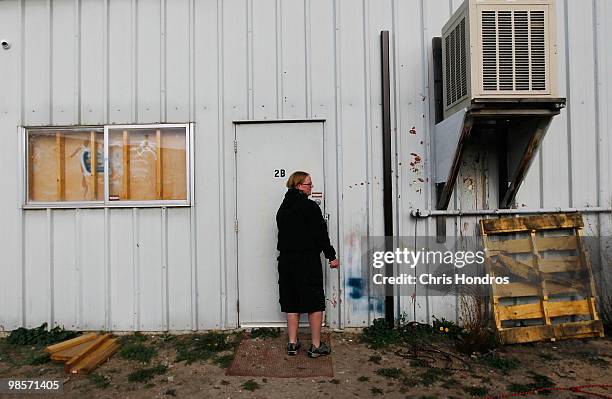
[434,98,566,210]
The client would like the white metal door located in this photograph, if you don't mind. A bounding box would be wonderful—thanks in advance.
[236,121,325,326]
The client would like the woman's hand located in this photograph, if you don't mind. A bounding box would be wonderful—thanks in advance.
[329,258,340,269]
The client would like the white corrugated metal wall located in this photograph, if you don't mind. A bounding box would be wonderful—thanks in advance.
[0,0,610,331]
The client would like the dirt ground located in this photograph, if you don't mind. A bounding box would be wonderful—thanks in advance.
[0,328,611,399]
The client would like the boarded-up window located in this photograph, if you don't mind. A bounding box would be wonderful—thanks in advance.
[28,129,104,202]
[108,127,187,201]
[26,124,190,206]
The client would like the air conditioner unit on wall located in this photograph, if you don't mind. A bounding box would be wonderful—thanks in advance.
[442,0,557,119]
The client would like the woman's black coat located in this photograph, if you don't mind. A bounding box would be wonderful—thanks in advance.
[275,188,336,313]
[276,188,336,260]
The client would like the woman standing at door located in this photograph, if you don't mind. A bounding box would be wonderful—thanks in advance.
[276,171,340,358]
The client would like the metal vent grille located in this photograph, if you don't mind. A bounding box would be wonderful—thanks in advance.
[481,9,547,91]
[445,18,468,106]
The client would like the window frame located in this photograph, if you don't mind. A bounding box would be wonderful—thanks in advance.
[22,123,193,209]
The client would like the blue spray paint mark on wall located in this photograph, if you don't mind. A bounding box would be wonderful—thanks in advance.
[347,277,364,299]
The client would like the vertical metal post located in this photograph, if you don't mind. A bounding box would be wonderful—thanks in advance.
[432,37,446,240]
[380,31,394,327]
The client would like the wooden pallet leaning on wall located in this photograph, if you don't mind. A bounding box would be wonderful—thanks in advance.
[480,213,604,344]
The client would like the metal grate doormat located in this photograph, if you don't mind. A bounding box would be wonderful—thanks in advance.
[480,213,605,344]
[226,332,333,378]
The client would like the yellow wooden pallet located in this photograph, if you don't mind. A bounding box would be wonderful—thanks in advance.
[480,213,604,344]
[45,333,119,374]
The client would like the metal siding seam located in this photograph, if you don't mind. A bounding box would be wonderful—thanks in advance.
[305,0,311,118]
[592,0,601,208]
[19,0,25,125]
[47,209,54,329]
[21,210,25,328]
[104,0,109,123]
[132,0,137,122]
[217,0,226,329]
[418,0,430,323]
[276,0,282,118]
[190,207,197,330]
[538,147,544,208]
[48,0,53,124]
[332,0,345,328]
[161,0,167,122]
[104,208,111,330]
[563,0,573,207]
[391,0,401,320]
[133,208,139,330]
[18,0,25,328]
[75,0,81,124]
[247,0,253,119]
[362,0,372,325]
[75,209,81,329]
[189,17,197,330]
[189,0,195,121]
[161,208,168,331]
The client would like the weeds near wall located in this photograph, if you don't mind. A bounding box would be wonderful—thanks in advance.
[455,286,498,354]
[599,294,612,335]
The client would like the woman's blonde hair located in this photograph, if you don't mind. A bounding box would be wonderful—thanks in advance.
[286,171,310,189]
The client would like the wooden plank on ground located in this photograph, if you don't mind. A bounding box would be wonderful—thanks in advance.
[64,334,111,373]
[69,338,119,374]
[50,340,99,362]
[45,333,98,354]
[481,213,583,234]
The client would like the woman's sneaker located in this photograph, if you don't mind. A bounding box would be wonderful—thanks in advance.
[287,339,301,356]
[307,342,331,358]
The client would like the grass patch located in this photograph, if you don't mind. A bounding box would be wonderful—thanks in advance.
[508,372,555,394]
[401,376,419,386]
[88,373,111,389]
[410,358,428,368]
[481,354,520,372]
[586,357,610,368]
[6,323,80,346]
[119,342,157,363]
[368,354,382,364]
[357,376,369,382]
[419,368,446,386]
[376,367,403,379]
[117,331,148,344]
[370,387,384,396]
[127,364,168,383]
[463,386,489,396]
[455,327,498,355]
[174,331,240,364]
[24,352,50,366]
[361,319,400,348]
[241,379,260,391]
[212,353,234,368]
[538,352,558,361]
[250,327,281,339]
[361,315,461,350]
